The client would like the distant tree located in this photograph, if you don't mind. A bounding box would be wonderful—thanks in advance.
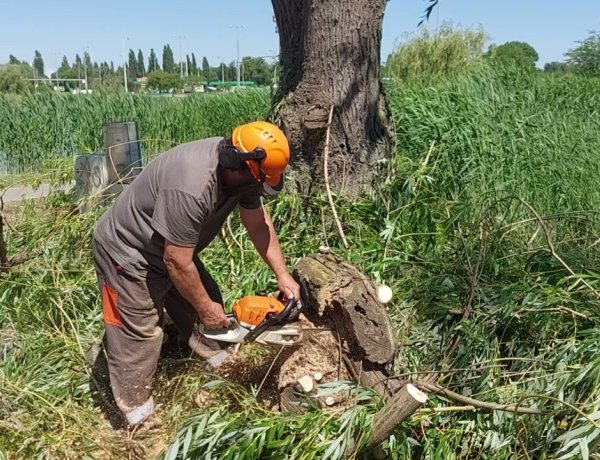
[148,48,159,72]
[191,53,198,76]
[137,49,145,77]
[202,56,210,81]
[486,41,539,71]
[241,56,271,85]
[128,49,138,80]
[544,61,569,73]
[186,55,192,77]
[59,55,70,72]
[58,56,77,81]
[565,31,600,76]
[73,54,82,79]
[387,24,487,84]
[0,64,33,93]
[8,55,20,65]
[32,50,44,77]
[226,61,237,81]
[147,70,182,91]
[84,51,93,83]
[110,61,115,74]
[163,45,175,73]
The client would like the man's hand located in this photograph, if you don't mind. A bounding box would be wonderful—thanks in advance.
[198,300,230,329]
[277,272,301,301]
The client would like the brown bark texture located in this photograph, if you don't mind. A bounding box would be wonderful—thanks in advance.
[345,384,428,458]
[272,249,426,454]
[276,249,402,403]
[266,249,427,458]
[271,0,395,193]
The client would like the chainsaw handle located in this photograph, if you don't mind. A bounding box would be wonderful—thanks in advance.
[277,298,298,321]
[244,298,298,343]
[197,314,237,337]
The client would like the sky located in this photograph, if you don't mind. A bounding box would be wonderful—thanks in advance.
[0,0,598,74]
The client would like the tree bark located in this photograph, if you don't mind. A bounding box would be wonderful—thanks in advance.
[274,249,402,403]
[268,249,430,454]
[271,0,395,194]
[345,384,428,458]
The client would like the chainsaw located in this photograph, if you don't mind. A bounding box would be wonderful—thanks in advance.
[198,293,303,346]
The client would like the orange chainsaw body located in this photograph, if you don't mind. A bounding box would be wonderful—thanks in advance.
[232,295,286,328]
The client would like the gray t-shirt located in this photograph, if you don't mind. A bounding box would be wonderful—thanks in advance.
[93,137,261,276]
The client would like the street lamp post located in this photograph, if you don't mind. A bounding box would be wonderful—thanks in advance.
[178,35,187,79]
[230,25,244,88]
[54,52,59,91]
[83,46,90,92]
[269,50,279,86]
[122,37,129,93]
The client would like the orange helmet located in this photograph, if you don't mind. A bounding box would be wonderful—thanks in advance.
[231,121,290,188]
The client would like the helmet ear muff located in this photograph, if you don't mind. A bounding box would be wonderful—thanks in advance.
[218,142,267,172]
[218,143,244,170]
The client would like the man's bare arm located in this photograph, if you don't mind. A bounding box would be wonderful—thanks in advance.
[239,206,301,300]
[163,241,229,328]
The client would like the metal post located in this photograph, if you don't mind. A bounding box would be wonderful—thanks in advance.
[236,28,240,87]
[179,35,183,79]
[83,47,89,92]
[230,25,244,88]
[54,53,59,91]
[122,38,128,93]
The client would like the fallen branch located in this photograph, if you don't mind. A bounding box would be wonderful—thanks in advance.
[323,105,349,248]
[414,380,546,415]
[346,384,428,458]
[517,197,600,299]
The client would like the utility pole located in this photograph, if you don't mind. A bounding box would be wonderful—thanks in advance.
[122,37,128,92]
[54,52,59,91]
[269,50,279,86]
[178,35,184,79]
[83,46,89,92]
[230,25,244,88]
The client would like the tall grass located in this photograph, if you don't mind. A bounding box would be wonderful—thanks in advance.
[2,68,600,458]
[0,90,270,173]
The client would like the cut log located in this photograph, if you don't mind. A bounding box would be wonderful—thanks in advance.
[293,250,396,365]
[345,384,428,457]
[369,384,427,446]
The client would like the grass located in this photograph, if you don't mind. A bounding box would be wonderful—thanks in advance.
[0,89,270,173]
[2,67,600,459]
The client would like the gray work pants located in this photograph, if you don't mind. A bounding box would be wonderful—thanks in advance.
[91,238,222,420]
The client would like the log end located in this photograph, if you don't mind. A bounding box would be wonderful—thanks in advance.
[406,384,428,404]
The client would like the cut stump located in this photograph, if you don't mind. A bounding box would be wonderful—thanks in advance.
[270,249,424,455]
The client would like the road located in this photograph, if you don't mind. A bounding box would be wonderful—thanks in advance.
[1,183,74,203]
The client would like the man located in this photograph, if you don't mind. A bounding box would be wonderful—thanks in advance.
[92,121,301,428]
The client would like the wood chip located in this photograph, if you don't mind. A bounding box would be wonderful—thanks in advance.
[297,375,314,393]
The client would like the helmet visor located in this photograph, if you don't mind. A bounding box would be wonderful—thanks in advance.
[261,174,284,197]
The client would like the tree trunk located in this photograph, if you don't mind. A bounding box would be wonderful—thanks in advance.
[271,0,395,194]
